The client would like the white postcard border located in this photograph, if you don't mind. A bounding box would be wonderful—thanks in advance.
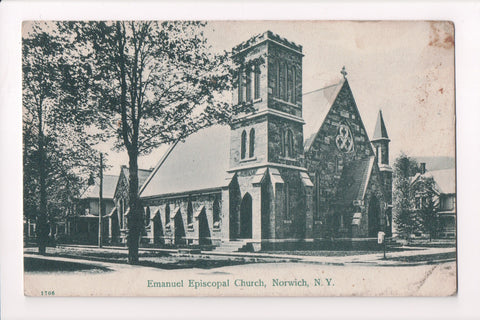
[1,1,479,319]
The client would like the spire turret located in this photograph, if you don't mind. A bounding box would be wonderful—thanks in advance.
[372,110,389,141]
[371,110,393,237]
[371,110,391,167]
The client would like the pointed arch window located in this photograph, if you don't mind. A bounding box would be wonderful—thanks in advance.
[254,65,260,99]
[165,204,170,225]
[272,61,277,97]
[213,198,220,224]
[246,66,252,101]
[121,199,126,229]
[284,129,294,158]
[292,66,296,104]
[279,62,285,99]
[284,184,291,220]
[249,128,255,158]
[383,145,389,165]
[287,66,293,103]
[118,200,124,229]
[241,130,247,159]
[275,61,281,97]
[238,70,244,103]
[187,200,193,225]
[145,207,151,226]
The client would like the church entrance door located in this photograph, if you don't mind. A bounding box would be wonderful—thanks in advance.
[239,193,252,239]
[368,196,381,237]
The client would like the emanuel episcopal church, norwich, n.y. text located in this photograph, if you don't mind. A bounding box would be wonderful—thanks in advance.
[133,31,393,251]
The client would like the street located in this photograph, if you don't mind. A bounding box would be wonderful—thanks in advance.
[24,245,456,297]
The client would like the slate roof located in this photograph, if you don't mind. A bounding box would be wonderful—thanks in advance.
[303,78,345,150]
[120,166,153,190]
[423,169,456,194]
[335,157,375,203]
[139,76,370,199]
[140,125,231,198]
[80,174,119,200]
[372,110,389,140]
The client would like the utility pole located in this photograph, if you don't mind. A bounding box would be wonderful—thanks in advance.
[98,153,103,248]
[383,213,388,260]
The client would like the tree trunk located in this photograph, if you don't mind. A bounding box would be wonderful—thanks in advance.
[127,149,141,264]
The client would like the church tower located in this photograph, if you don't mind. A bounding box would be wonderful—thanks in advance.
[371,110,393,236]
[230,31,305,169]
[227,31,313,248]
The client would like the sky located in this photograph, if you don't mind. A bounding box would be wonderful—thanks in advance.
[95,21,455,175]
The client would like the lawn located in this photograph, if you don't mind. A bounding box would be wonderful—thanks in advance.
[24,256,110,273]
[262,247,417,257]
[24,246,293,271]
[389,251,457,263]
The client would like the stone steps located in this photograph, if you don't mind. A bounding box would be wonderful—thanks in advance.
[212,240,250,253]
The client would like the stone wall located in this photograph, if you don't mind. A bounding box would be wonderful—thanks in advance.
[267,42,303,117]
[142,191,223,246]
[304,80,385,238]
[356,165,387,238]
[267,116,304,166]
[230,115,268,168]
[276,168,308,240]
[232,41,269,112]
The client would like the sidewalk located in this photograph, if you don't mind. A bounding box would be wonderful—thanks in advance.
[25,244,456,267]
[299,246,456,266]
[201,246,456,266]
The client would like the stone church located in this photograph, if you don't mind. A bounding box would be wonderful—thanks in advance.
[137,31,393,251]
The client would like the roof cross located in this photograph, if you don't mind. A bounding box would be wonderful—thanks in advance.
[341,66,347,79]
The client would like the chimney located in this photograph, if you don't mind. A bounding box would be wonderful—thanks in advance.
[420,162,426,174]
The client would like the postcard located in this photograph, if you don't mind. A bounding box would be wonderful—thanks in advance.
[22,20,456,297]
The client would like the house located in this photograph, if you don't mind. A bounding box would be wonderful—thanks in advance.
[137,31,393,251]
[69,174,119,244]
[109,165,152,243]
[431,169,456,238]
[411,165,456,239]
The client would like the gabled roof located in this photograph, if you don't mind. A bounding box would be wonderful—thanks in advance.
[140,75,372,199]
[372,110,389,141]
[303,77,375,156]
[140,125,231,198]
[422,169,455,194]
[120,166,153,190]
[303,78,345,150]
[335,157,375,203]
[412,156,455,171]
[80,174,119,200]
